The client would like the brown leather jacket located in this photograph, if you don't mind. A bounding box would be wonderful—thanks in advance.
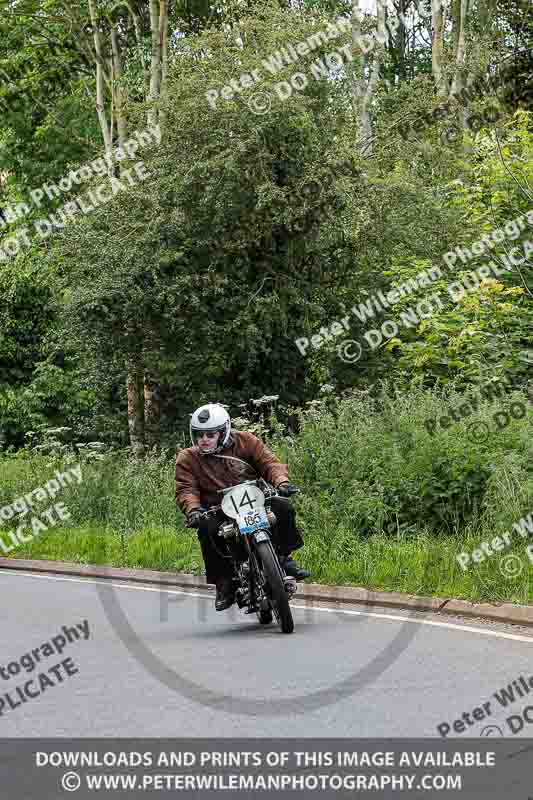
[175,430,289,515]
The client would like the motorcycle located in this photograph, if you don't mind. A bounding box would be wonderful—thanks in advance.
[195,478,299,634]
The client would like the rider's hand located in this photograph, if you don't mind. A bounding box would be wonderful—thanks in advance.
[277,482,299,497]
[185,509,203,528]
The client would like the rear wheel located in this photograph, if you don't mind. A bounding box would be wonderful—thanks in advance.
[256,540,294,634]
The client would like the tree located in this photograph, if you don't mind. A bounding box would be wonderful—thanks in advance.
[349,0,387,154]
[49,4,364,444]
[431,0,446,96]
[0,0,98,191]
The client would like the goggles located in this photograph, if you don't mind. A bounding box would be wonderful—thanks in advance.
[193,429,220,441]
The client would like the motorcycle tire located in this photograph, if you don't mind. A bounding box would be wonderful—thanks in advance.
[256,540,294,634]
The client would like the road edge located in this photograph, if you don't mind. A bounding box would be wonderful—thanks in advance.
[1,556,532,627]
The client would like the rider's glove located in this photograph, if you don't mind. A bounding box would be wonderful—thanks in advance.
[185,509,203,529]
[277,482,299,497]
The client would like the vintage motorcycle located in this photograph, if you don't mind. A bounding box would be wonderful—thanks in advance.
[196,478,299,634]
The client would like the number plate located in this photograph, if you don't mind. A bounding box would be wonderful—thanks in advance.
[237,507,269,534]
[221,484,269,534]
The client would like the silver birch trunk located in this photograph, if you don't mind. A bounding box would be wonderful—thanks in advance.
[431,0,447,97]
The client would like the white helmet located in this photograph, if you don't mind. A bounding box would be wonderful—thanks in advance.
[190,404,231,454]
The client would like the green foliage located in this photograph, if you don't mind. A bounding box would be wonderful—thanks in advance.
[290,385,533,536]
[0,260,100,448]
[377,113,533,386]
[372,265,533,387]
[48,2,363,415]
[2,385,532,602]
[0,1,97,188]
[0,261,51,383]
[0,0,532,619]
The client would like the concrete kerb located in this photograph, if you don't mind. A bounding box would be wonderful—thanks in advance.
[1,557,532,627]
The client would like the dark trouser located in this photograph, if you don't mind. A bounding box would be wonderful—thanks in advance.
[197,497,304,585]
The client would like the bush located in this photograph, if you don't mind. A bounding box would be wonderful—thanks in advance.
[290,383,533,542]
[1,386,532,602]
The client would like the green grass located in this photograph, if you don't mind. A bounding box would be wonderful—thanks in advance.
[1,383,532,605]
[2,521,532,606]
[4,525,203,573]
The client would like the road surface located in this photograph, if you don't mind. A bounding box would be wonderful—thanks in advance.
[1,568,532,738]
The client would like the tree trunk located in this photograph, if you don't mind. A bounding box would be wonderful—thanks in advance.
[88,0,113,156]
[349,0,363,120]
[395,0,408,82]
[148,0,163,126]
[126,358,145,453]
[57,0,100,76]
[466,0,495,98]
[76,1,170,449]
[111,27,127,146]
[160,0,169,86]
[144,367,161,449]
[450,0,469,97]
[126,0,144,50]
[159,0,169,129]
[431,0,447,97]
[351,0,386,155]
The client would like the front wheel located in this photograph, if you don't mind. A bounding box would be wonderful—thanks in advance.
[256,540,294,634]
[257,601,273,625]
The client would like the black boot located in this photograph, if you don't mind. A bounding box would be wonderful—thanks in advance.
[281,556,311,581]
[215,577,235,611]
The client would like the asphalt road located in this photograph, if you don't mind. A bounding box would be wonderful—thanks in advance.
[1,568,533,738]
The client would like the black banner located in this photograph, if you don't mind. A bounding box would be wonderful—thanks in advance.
[0,738,531,798]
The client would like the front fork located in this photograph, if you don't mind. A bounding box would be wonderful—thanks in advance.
[248,532,298,606]
[233,535,260,612]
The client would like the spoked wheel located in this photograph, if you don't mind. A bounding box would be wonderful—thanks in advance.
[256,540,294,634]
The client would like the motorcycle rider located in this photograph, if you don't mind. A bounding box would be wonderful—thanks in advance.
[175,403,310,611]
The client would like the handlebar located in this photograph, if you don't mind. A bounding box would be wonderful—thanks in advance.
[192,482,300,523]
[281,485,300,497]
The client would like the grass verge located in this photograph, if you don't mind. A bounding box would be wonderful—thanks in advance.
[3,523,532,606]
